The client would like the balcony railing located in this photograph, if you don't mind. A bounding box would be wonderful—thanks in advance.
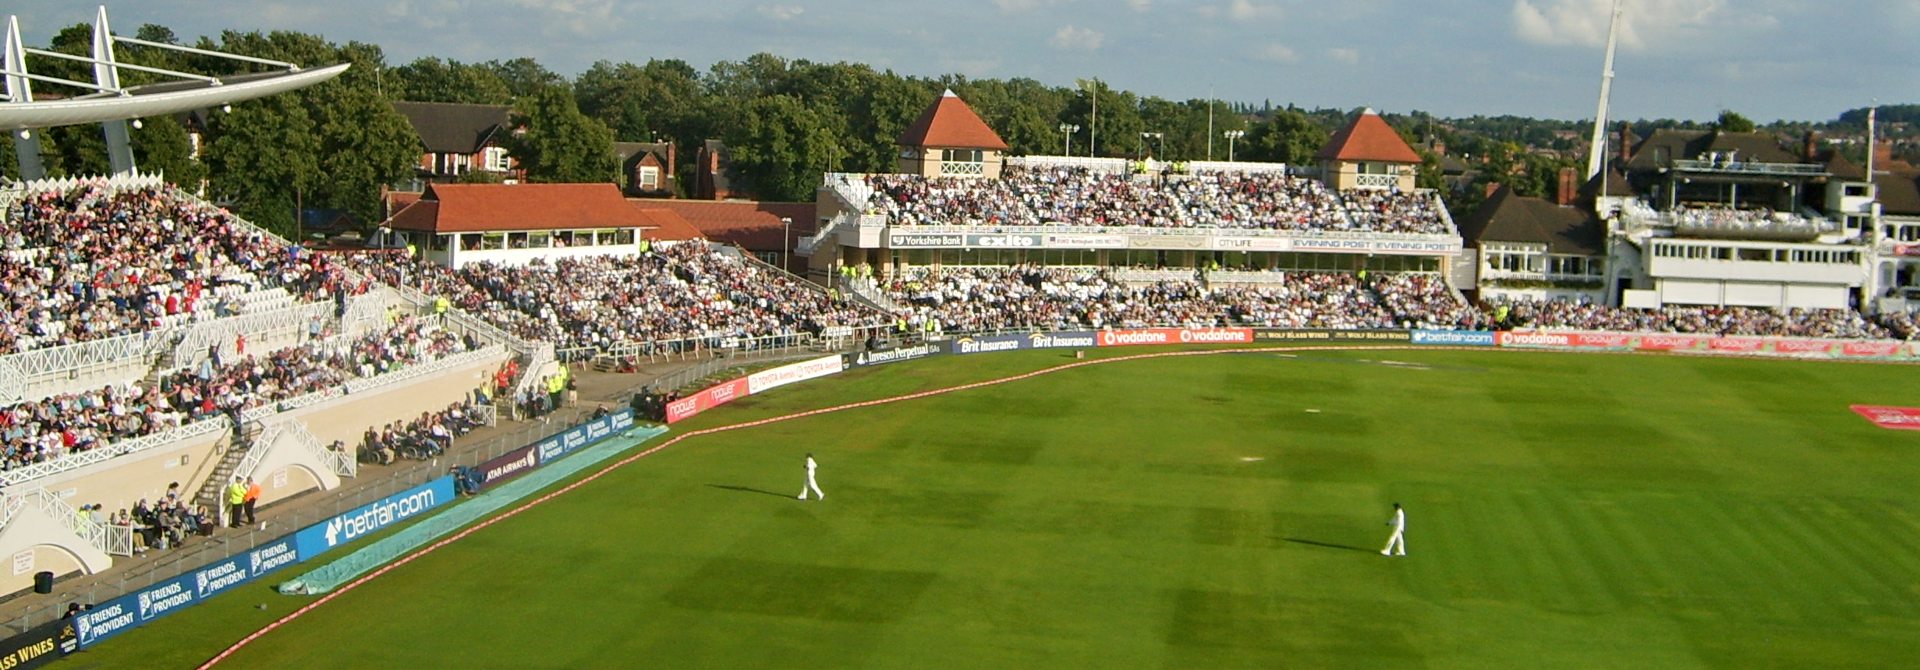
[1669,159,1827,176]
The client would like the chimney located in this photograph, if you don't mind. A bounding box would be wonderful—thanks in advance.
[1431,140,1447,156]
[666,142,679,198]
[1556,167,1577,206]
[1484,182,1501,200]
[1802,131,1820,162]
[1616,122,1634,165]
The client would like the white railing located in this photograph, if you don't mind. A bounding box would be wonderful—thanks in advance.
[509,345,556,408]
[599,332,818,363]
[0,329,164,379]
[1004,156,1133,174]
[0,417,232,487]
[230,421,280,482]
[1431,191,1462,237]
[939,161,985,176]
[1116,268,1201,284]
[1205,270,1293,285]
[1670,159,1827,176]
[287,419,354,478]
[25,489,114,555]
[343,344,506,395]
[10,172,168,193]
[170,302,333,373]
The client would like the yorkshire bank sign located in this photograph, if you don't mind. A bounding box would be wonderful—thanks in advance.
[1096,328,1253,347]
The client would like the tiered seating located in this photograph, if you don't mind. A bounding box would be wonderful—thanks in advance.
[881,267,1480,332]
[0,183,359,355]
[0,317,472,472]
[1492,297,1890,339]
[863,166,1451,234]
[344,242,888,353]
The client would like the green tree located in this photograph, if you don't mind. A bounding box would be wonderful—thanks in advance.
[203,93,321,237]
[484,58,564,98]
[132,116,206,187]
[1241,109,1327,164]
[507,86,618,183]
[1714,110,1756,133]
[722,94,840,201]
[311,83,419,229]
[390,57,514,104]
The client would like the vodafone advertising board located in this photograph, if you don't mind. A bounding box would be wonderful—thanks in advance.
[746,355,846,394]
[665,377,750,424]
[1096,328,1253,347]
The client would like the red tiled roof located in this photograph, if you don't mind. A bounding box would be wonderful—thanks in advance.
[386,183,658,233]
[633,208,705,241]
[1316,108,1422,164]
[896,89,1009,151]
[631,199,816,250]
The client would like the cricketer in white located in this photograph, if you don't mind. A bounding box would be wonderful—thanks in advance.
[798,453,825,500]
[1381,502,1406,556]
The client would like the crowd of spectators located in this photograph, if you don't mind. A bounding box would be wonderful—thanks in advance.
[881,266,1483,332]
[863,166,1449,234]
[361,400,483,465]
[0,183,366,355]
[1667,204,1828,236]
[1877,310,1920,340]
[0,316,472,473]
[344,242,886,354]
[1490,297,1891,339]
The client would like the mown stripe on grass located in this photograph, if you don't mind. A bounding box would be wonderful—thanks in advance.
[196,344,1455,668]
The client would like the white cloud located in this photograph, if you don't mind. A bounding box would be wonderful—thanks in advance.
[994,0,1056,12]
[1229,0,1280,20]
[1328,47,1360,65]
[1251,43,1298,63]
[757,4,804,21]
[1509,0,1765,51]
[1049,25,1105,51]
[1128,0,1153,12]
[1199,0,1280,20]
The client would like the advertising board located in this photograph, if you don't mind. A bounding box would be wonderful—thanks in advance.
[665,377,750,425]
[847,343,941,367]
[1095,328,1253,347]
[1253,329,1410,342]
[746,355,846,394]
[293,478,455,559]
[1410,330,1495,346]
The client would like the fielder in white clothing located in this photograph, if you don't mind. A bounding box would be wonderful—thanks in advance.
[1381,502,1406,556]
[798,453,825,500]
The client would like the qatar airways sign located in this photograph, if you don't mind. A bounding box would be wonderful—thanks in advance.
[1096,327,1252,347]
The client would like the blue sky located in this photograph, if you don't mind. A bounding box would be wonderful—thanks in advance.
[10,1,1917,123]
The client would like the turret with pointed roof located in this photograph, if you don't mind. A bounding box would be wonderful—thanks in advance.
[896,89,1008,179]
[1316,107,1421,192]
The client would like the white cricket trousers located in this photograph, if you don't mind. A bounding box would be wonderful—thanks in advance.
[798,472,824,500]
[1382,529,1405,556]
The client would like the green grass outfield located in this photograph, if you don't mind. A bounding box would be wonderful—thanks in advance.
[78,345,1920,669]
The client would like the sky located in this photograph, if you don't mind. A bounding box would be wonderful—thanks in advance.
[8,0,1918,123]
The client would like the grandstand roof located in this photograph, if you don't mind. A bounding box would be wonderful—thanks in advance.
[391,101,513,154]
[896,90,1009,151]
[1624,129,1800,171]
[387,183,667,234]
[1876,171,1920,216]
[1315,108,1422,164]
[631,199,816,249]
[1457,185,1604,255]
[632,209,706,241]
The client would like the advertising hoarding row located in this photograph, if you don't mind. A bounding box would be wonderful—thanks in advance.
[667,356,850,424]
[1495,330,1920,361]
[883,230,1461,255]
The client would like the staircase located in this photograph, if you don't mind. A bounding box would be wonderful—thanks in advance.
[193,421,261,517]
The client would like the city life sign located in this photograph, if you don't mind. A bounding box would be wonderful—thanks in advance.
[885,228,1459,255]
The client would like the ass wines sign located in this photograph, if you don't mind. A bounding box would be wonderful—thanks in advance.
[1850,405,1920,431]
[1095,328,1253,347]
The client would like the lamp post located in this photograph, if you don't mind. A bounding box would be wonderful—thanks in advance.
[781,217,793,272]
[1059,123,1080,156]
[1223,130,1246,162]
[1140,132,1164,159]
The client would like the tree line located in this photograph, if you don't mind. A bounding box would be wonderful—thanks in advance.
[1,23,1902,238]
